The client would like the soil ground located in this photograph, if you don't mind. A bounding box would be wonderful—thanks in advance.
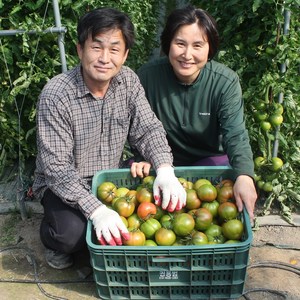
[0,204,299,300]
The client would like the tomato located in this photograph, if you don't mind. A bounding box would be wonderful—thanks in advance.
[137,202,157,220]
[113,197,135,218]
[153,205,165,221]
[193,207,213,231]
[254,156,266,169]
[205,224,226,244]
[185,188,201,210]
[126,190,139,207]
[196,184,217,202]
[273,103,284,115]
[257,180,265,190]
[191,231,209,245]
[218,202,238,222]
[263,182,273,192]
[142,175,155,189]
[155,228,177,246]
[260,121,272,131]
[193,178,211,190]
[140,218,162,239]
[186,181,194,189]
[254,101,267,111]
[120,216,128,228]
[127,213,141,229]
[269,114,283,126]
[160,214,173,229]
[217,179,234,188]
[136,187,154,203]
[254,111,268,121]
[115,187,129,197]
[222,219,244,240]
[144,239,157,246]
[217,185,234,203]
[225,239,241,244]
[178,177,189,189]
[201,200,220,218]
[271,157,283,171]
[123,229,145,246]
[97,182,117,204]
[172,213,195,237]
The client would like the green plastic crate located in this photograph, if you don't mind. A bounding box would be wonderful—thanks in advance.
[87,166,253,300]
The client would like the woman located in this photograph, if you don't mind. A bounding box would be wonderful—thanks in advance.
[132,5,257,221]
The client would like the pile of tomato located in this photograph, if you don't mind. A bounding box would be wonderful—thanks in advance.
[96,176,244,246]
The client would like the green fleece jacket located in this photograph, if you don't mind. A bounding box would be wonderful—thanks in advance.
[137,56,254,179]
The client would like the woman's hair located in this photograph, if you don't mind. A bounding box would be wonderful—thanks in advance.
[160,5,219,60]
[77,7,135,50]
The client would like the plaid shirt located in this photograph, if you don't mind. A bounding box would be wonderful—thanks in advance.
[33,65,173,218]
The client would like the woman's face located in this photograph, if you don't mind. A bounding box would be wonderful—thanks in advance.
[169,22,209,84]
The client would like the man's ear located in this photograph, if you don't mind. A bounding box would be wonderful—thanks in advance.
[76,43,83,59]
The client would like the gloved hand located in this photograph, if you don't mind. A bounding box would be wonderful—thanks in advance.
[153,166,186,212]
[90,205,129,246]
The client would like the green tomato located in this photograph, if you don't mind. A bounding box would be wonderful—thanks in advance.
[273,103,284,115]
[269,114,283,126]
[271,157,283,172]
[263,182,273,192]
[254,156,266,169]
[254,111,268,121]
[260,121,272,131]
[140,218,161,239]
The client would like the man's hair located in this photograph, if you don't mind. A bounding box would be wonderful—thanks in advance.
[77,7,135,50]
[160,5,219,60]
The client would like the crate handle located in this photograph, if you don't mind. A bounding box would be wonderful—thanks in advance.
[152,256,188,263]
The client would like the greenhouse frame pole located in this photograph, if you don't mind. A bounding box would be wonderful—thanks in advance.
[272,9,291,157]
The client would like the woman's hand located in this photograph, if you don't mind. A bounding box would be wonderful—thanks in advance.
[233,175,257,223]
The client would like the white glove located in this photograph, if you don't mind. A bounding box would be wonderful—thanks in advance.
[153,166,186,212]
[90,205,129,246]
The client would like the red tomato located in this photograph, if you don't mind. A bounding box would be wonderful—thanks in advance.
[137,202,157,220]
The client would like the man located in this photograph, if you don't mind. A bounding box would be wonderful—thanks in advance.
[33,8,186,270]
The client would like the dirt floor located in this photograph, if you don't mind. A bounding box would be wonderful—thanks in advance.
[0,205,299,300]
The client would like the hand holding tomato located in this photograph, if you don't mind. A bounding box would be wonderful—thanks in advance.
[90,205,129,246]
[153,166,187,212]
[233,175,257,223]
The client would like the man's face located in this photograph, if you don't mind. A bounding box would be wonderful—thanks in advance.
[77,29,129,94]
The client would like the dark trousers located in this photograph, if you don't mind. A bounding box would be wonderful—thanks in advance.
[40,189,87,254]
